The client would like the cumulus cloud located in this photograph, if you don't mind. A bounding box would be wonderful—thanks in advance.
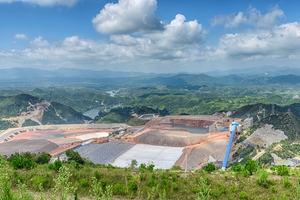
[148,14,205,49]
[0,0,80,7]
[110,35,139,46]
[0,15,206,70]
[211,6,284,28]
[92,0,163,35]
[14,34,27,40]
[215,22,300,59]
[30,36,49,47]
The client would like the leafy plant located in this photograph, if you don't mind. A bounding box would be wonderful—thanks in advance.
[52,165,76,200]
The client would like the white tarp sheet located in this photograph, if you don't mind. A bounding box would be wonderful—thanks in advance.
[112,144,184,169]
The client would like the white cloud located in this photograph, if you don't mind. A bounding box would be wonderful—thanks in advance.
[30,36,49,47]
[0,0,80,6]
[110,35,138,46]
[92,0,163,35]
[215,22,300,60]
[211,6,284,29]
[0,13,206,71]
[150,14,204,47]
[14,34,27,40]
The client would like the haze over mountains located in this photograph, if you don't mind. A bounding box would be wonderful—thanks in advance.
[2,66,300,79]
[1,67,300,89]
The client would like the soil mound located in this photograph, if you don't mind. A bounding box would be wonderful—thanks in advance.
[187,140,228,169]
[137,130,208,147]
[0,139,58,156]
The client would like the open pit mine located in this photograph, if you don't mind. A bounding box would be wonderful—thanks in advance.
[0,114,241,170]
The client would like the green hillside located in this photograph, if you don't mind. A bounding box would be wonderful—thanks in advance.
[250,112,300,141]
[0,94,90,129]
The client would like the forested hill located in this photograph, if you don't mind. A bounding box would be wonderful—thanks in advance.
[0,94,90,130]
[231,103,300,122]
[249,112,300,141]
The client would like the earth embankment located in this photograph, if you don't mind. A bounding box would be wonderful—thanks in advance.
[137,129,208,147]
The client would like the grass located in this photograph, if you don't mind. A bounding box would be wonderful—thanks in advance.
[4,163,300,200]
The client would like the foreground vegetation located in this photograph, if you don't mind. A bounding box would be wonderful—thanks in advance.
[0,152,300,200]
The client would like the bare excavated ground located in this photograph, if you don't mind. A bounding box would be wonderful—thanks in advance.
[0,139,58,156]
[0,115,236,170]
[246,124,287,147]
[130,115,234,169]
[137,129,209,147]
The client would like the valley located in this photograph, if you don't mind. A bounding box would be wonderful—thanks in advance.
[0,68,300,199]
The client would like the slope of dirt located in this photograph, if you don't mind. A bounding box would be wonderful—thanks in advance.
[137,129,208,147]
[0,139,58,156]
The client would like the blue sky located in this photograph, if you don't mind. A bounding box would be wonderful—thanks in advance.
[1,0,300,73]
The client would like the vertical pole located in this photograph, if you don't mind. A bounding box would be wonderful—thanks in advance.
[222,122,238,170]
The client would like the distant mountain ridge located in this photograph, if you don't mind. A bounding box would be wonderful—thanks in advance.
[0,67,152,80]
[205,66,300,77]
[1,67,300,89]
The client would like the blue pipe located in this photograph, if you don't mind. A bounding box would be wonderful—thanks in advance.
[222,122,239,170]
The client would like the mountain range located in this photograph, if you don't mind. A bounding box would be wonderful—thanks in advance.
[0,67,300,89]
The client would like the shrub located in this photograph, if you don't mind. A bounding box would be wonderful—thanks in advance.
[270,186,277,193]
[283,177,292,188]
[113,183,125,195]
[94,170,100,180]
[230,185,237,192]
[129,180,138,191]
[52,166,76,200]
[147,164,155,171]
[204,163,216,173]
[244,159,258,175]
[172,182,178,191]
[9,152,36,170]
[139,163,147,171]
[220,185,227,194]
[211,189,219,198]
[139,173,146,181]
[80,179,89,188]
[232,164,243,172]
[48,159,62,171]
[35,152,51,164]
[171,174,177,181]
[148,179,156,187]
[66,150,84,165]
[276,165,289,176]
[196,177,210,200]
[239,191,248,200]
[130,159,138,169]
[256,170,273,188]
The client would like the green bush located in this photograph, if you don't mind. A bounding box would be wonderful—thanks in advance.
[129,180,138,191]
[93,170,100,180]
[48,159,62,171]
[35,152,51,164]
[66,150,84,165]
[211,189,219,198]
[244,159,258,175]
[172,182,178,191]
[256,170,274,188]
[113,183,126,195]
[283,177,292,188]
[139,173,146,181]
[204,163,216,173]
[9,152,36,170]
[276,165,289,176]
[239,191,248,200]
[232,164,243,172]
[80,179,89,188]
